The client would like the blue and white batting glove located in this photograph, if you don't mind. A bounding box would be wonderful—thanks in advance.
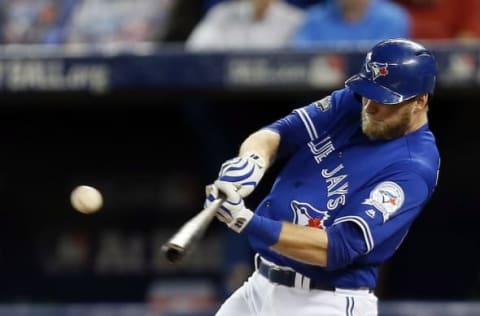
[204,183,219,209]
[212,180,254,233]
[218,152,266,198]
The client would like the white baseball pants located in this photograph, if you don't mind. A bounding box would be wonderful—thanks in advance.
[215,270,378,316]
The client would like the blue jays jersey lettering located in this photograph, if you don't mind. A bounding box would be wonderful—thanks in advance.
[249,87,440,289]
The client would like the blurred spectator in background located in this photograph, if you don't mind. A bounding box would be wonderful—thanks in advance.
[66,0,174,44]
[394,0,480,41]
[186,0,305,50]
[291,0,410,47]
[1,0,177,44]
[1,0,77,44]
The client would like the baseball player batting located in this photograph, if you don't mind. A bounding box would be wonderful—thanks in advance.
[205,38,440,315]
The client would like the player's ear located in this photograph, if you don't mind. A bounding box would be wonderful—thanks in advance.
[413,94,429,111]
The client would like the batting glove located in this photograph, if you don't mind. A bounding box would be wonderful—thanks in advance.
[218,152,266,198]
[211,180,254,233]
[204,183,220,209]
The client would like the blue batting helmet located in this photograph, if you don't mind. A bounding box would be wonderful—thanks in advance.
[345,38,437,104]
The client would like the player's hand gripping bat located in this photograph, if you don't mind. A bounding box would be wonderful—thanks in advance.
[161,196,225,263]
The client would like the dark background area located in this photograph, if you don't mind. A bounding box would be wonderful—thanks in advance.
[0,85,478,303]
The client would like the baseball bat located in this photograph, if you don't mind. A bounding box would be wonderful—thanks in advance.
[161,196,225,263]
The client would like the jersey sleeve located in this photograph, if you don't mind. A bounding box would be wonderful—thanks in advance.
[262,88,357,159]
[326,168,431,269]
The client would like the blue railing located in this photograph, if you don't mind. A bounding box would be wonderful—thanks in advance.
[0,43,478,93]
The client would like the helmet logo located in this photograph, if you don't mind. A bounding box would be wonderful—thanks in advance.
[368,62,389,80]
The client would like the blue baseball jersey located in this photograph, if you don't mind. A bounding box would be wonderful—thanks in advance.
[249,87,440,289]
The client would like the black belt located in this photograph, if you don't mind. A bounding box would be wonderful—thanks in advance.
[257,259,335,291]
[257,258,373,293]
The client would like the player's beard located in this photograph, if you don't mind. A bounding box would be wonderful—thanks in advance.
[361,105,412,140]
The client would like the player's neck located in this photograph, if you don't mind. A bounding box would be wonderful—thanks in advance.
[406,112,428,135]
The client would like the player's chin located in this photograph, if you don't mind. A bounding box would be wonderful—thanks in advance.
[364,121,407,140]
[362,121,386,140]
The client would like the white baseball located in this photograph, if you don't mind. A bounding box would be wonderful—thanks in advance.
[70,185,103,214]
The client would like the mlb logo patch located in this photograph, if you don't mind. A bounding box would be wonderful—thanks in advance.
[362,181,404,222]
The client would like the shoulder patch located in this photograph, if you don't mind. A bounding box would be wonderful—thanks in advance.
[313,96,331,112]
[362,181,404,222]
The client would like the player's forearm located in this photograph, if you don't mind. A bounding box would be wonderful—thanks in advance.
[239,129,280,169]
[271,222,328,267]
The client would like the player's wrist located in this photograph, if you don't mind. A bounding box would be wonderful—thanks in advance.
[242,214,282,246]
